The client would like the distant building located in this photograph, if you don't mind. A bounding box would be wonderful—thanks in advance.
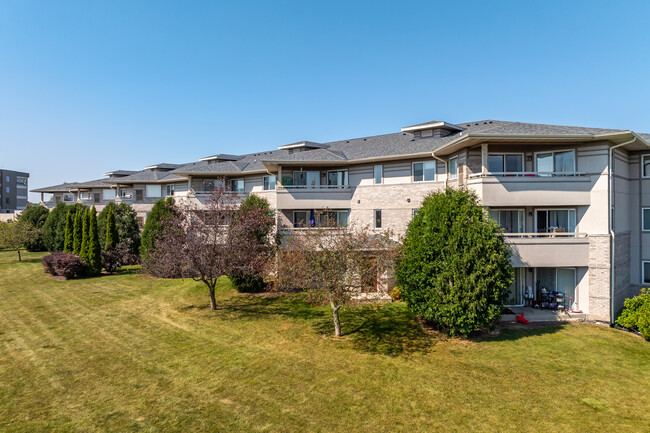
[0,169,29,213]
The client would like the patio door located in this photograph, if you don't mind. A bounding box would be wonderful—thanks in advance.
[557,268,577,308]
[506,268,525,306]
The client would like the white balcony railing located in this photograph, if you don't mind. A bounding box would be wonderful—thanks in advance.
[279,184,351,190]
[502,232,588,239]
[469,172,587,179]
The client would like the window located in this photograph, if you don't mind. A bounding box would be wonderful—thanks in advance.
[146,185,162,198]
[449,157,458,179]
[166,184,175,196]
[327,170,348,187]
[536,268,577,306]
[317,210,349,227]
[93,193,100,203]
[5,186,9,193]
[135,190,143,201]
[536,150,575,174]
[643,209,650,231]
[203,179,225,192]
[412,209,419,218]
[293,171,320,188]
[230,179,244,193]
[63,193,75,203]
[643,155,650,178]
[413,161,435,182]
[536,209,576,234]
[488,154,523,173]
[488,209,525,233]
[374,165,383,184]
[5,175,9,182]
[5,198,9,204]
[263,175,276,191]
[102,189,116,201]
[79,192,91,200]
[374,209,382,228]
[643,261,650,284]
[119,189,130,198]
[293,211,310,227]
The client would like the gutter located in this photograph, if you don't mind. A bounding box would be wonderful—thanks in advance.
[431,153,449,187]
[608,135,638,325]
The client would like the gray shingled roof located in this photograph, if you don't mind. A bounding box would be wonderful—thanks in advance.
[31,178,113,193]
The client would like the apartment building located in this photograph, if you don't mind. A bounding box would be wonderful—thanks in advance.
[31,119,650,322]
[0,169,29,213]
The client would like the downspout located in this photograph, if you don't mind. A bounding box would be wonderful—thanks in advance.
[608,136,637,324]
[432,153,448,188]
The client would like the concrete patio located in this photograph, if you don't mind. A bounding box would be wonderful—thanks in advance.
[501,306,586,323]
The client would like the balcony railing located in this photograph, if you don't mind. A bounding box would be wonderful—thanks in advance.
[469,171,587,179]
[279,184,351,190]
[502,232,588,239]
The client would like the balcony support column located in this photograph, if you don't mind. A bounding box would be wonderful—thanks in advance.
[277,165,282,188]
[481,143,488,174]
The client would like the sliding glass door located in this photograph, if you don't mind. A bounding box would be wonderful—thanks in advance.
[506,268,525,306]
[536,209,576,234]
[488,209,525,233]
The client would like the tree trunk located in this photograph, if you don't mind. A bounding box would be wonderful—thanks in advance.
[209,285,217,310]
[330,300,342,337]
[17,249,21,262]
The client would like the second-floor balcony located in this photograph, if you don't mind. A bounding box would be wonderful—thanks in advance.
[504,232,590,268]
[468,171,593,207]
[276,184,353,209]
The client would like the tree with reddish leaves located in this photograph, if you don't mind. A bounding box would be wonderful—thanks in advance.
[275,218,398,337]
[147,184,274,310]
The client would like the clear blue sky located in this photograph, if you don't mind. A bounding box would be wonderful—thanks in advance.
[1,1,649,202]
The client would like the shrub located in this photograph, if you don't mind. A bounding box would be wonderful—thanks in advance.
[85,206,102,276]
[101,241,136,273]
[615,289,650,340]
[140,197,175,261]
[63,211,73,252]
[18,205,49,251]
[42,253,87,279]
[42,202,85,252]
[389,287,401,302]
[396,188,513,337]
[73,211,82,254]
[98,202,141,259]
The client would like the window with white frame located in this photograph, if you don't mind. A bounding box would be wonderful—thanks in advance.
[263,175,276,191]
[643,261,650,284]
[374,165,383,184]
[166,184,175,196]
[643,155,650,178]
[327,170,348,187]
[317,210,349,227]
[536,209,576,234]
[79,192,91,200]
[449,157,458,179]
[203,179,225,192]
[146,184,162,198]
[293,171,320,188]
[488,209,525,233]
[535,150,575,174]
[63,193,75,202]
[413,161,435,182]
[643,208,650,231]
[488,154,523,173]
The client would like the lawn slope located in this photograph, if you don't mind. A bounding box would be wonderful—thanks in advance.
[0,251,648,432]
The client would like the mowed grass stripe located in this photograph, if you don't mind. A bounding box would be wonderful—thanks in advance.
[1,250,649,432]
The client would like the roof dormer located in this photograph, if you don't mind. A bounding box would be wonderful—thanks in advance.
[401,120,464,139]
[199,154,244,164]
[277,141,328,154]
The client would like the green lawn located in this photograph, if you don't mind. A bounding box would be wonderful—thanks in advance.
[0,251,648,432]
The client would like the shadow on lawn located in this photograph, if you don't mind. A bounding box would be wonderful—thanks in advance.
[218,294,436,357]
[474,323,567,342]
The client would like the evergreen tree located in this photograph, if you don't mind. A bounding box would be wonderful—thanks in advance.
[396,188,513,337]
[86,205,102,275]
[105,205,118,249]
[98,202,141,257]
[73,211,82,255]
[18,205,50,251]
[63,211,73,252]
[80,208,90,262]
[140,197,175,261]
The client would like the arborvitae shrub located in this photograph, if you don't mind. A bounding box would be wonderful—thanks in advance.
[80,208,90,262]
[73,211,82,255]
[86,205,102,276]
[105,205,118,249]
[63,211,73,253]
[396,188,514,337]
[97,202,141,259]
[140,197,175,261]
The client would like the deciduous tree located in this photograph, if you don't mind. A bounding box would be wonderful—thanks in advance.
[0,220,40,261]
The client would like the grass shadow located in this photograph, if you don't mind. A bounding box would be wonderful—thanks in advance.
[474,323,567,342]
[214,293,326,322]
[323,302,437,356]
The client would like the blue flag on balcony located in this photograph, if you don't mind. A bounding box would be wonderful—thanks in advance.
[309,209,315,227]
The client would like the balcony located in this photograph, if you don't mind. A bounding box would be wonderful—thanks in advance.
[276,185,352,209]
[504,233,590,268]
[468,172,593,207]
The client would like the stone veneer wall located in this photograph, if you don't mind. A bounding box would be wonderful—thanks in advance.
[588,234,611,321]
